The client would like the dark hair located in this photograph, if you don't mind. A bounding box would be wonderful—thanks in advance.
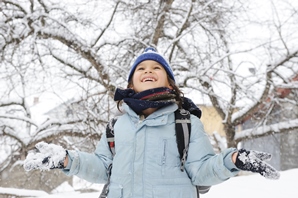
[168,77,184,108]
[116,76,184,112]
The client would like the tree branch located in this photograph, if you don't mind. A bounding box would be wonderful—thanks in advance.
[235,119,298,143]
[150,0,174,46]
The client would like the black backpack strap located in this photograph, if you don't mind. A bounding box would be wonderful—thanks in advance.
[175,109,191,172]
[175,109,212,197]
[99,118,118,198]
[106,117,118,157]
[99,164,112,198]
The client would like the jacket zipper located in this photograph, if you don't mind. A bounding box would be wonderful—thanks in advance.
[162,139,167,175]
[139,114,145,124]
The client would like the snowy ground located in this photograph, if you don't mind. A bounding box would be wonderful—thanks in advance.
[1,169,297,198]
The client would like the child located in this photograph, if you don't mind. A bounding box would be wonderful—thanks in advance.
[24,47,280,198]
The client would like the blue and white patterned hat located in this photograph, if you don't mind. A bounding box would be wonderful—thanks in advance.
[127,47,175,82]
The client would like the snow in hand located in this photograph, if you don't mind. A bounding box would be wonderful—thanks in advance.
[24,142,66,171]
[235,149,280,179]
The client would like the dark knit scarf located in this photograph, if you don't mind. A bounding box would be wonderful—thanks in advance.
[114,87,202,119]
[114,87,176,114]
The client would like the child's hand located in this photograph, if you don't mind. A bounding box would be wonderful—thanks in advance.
[234,149,280,180]
[23,142,67,171]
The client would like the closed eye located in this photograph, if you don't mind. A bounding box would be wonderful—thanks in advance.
[136,67,145,71]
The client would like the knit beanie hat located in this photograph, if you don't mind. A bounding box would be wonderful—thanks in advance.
[127,47,175,82]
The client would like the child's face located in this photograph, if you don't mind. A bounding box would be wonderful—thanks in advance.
[131,60,172,93]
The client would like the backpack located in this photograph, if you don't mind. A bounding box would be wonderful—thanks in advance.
[99,109,211,198]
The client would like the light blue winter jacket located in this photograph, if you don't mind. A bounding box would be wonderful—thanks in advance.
[63,103,239,198]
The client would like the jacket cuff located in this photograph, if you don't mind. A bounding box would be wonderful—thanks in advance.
[224,148,240,172]
[62,150,80,175]
[64,150,72,170]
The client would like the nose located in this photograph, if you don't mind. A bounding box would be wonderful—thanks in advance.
[144,67,153,73]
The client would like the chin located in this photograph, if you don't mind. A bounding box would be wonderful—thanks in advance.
[144,85,160,90]
[135,83,164,92]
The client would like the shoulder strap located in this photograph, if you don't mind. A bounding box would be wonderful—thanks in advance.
[175,109,211,197]
[174,109,191,172]
[100,118,118,198]
[106,117,118,157]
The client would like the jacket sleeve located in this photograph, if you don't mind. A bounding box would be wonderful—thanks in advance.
[185,115,239,186]
[61,131,113,183]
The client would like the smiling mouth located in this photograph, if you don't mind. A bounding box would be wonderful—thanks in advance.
[142,77,156,82]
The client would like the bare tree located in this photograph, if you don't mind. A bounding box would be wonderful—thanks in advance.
[1,0,298,190]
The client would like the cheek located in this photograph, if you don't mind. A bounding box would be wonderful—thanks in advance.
[131,75,139,84]
[161,75,170,86]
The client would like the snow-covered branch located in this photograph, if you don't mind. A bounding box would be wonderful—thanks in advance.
[0,114,37,127]
[235,119,298,142]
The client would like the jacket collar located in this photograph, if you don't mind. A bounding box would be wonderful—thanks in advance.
[123,103,178,126]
